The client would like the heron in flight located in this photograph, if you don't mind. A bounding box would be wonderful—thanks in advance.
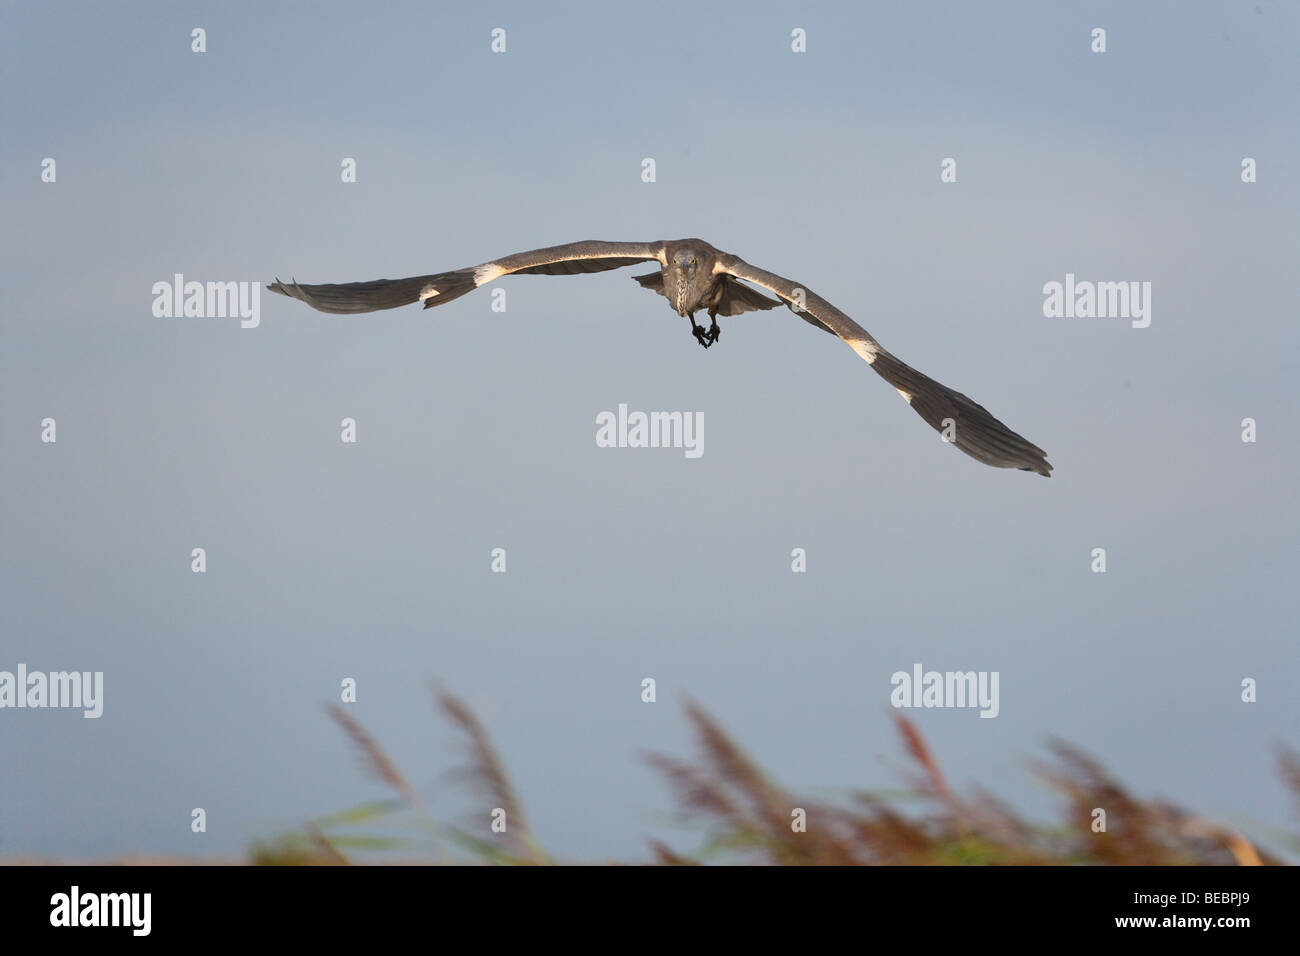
[269,238,1052,476]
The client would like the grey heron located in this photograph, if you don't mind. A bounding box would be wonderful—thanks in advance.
[269,238,1052,476]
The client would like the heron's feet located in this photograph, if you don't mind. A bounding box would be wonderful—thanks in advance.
[690,319,721,349]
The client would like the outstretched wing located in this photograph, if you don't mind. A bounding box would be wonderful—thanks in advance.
[269,240,666,315]
[716,254,1052,476]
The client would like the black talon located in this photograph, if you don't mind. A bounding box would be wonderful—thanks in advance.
[689,313,713,349]
[687,311,721,349]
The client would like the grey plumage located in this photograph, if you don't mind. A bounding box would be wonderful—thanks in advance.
[269,237,1052,476]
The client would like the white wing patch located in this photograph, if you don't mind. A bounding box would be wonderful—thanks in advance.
[474,263,508,287]
[894,387,914,404]
[419,285,440,300]
[847,339,879,364]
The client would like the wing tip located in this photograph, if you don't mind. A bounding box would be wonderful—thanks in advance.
[267,277,301,299]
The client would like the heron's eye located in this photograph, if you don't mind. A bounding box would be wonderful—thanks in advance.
[689,257,696,265]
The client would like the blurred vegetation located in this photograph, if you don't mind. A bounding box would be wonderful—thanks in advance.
[250,689,1298,866]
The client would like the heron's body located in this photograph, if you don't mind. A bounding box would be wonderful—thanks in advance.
[270,238,1053,476]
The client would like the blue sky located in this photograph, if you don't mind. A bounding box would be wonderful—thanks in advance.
[1,1,1297,861]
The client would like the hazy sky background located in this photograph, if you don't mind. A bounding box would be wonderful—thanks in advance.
[2,1,1297,861]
